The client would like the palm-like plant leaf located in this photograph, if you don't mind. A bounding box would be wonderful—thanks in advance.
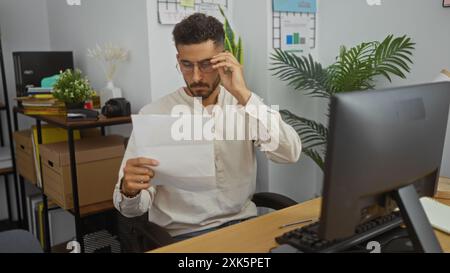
[270,35,415,171]
[373,35,415,82]
[280,110,327,171]
[280,110,328,150]
[303,149,325,171]
[271,49,331,98]
[328,42,377,93]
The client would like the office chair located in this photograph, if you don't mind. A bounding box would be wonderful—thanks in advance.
[0,230,43,253]
[117,192,298,252]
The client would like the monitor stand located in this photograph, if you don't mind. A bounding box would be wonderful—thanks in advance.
[392,184,442,253]
[333,183,442,253]
[378,228,415,253]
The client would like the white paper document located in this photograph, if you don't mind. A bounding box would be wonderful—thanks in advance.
[131,115,216,192]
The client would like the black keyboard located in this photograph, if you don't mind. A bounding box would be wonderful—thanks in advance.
[275,211,403,253]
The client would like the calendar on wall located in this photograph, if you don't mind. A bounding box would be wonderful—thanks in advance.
[157,0,230,25]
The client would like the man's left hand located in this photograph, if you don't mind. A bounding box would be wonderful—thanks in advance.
[211,52,252,106]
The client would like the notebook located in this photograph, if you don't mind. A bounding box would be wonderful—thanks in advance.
[420,197,450,234]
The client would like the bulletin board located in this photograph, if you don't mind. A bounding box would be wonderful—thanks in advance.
[272,0,317,55]
[157,0,230,25]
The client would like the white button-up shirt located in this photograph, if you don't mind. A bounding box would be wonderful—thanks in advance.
[113,87,302,236]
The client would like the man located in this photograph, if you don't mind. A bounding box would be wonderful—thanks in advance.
[113,13,301,241]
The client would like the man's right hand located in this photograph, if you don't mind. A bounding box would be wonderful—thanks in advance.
[121,157,159,198]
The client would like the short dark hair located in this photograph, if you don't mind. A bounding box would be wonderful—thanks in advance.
[172,13,224,48]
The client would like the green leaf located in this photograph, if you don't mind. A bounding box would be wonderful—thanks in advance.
[53,69,93,104]
[373,35,415,82]
[328,42,378,92]
[303,149,325,171]
[237,37,244,64]
[219,5,243,64]
[269,35,415,172]
[270,50,332,98]
[280,110,327,170]
[224,34,233,55]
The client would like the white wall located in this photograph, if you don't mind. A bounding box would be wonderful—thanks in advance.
[145,0,185,102]
[317,0,450,177]
[46,0,152,130]
[233,0,321,202]
[0,0,52,221]
[318,0,450,86]
[0,0,52,131]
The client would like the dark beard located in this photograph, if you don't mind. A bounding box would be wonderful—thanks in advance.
[186,77,221,100]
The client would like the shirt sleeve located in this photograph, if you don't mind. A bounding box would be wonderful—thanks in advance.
[113,127,157,218]
[244,93,302,164]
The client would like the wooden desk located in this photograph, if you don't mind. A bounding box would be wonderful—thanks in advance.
[437,177,450,199]
[152,198,450,253]
[13,106,131,130]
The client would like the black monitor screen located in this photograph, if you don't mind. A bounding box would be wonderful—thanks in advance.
[13,51,74,97]
[319,82,450,240]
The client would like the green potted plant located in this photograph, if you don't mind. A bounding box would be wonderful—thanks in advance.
[219,6,243,64]
[270,35,415,171]
[53,69,95,110]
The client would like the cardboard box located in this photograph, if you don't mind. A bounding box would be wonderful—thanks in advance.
[80,128,102,138]
[14,130,38,184]
[31,125,81,187]
[40,135,125,210]
[14,127,105,186]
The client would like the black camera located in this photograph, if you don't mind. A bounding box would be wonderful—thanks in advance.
[101,98,131,118]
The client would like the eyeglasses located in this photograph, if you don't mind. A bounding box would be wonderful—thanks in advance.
[178,59,215,74]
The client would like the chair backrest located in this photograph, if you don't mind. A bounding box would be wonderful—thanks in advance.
[0,230,43,253]
[116,192,298,252]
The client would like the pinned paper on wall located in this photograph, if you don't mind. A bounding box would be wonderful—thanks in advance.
[272,0,317,55]
[180,0,195,8]
[157,0,230,25]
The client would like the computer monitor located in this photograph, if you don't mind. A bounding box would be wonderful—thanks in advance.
[13,51,74,97]
[319,82,450,251]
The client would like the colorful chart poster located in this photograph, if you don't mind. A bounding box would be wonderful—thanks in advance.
[280,13,314,55]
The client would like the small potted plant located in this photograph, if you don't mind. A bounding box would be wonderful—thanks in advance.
[53,69,95,110]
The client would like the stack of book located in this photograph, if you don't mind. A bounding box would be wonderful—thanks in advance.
[17,94,66,116]
[27,87,54,96]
